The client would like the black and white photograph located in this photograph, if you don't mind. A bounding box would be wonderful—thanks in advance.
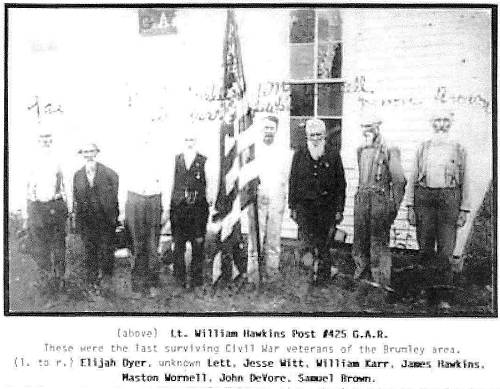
[5,5,496,316]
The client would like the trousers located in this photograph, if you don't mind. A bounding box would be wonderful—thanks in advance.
[27,199,67,278]
[170,200,208,286]
[296,200,336,276]
[352,190,393,287]
[414,186,460,283]
[247,194,285,282]
[125,192,162,290]
[81,220,115,284]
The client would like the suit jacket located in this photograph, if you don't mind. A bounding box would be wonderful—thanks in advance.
[289,144,346,214]
[73,162,119,231]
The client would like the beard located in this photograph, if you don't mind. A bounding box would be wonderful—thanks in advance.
[431,130,450,144]
[307,140,326,160]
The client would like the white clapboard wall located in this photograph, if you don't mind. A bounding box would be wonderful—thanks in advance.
[280,9,492,254]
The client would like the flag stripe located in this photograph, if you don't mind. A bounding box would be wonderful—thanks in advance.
[212,9,260,283]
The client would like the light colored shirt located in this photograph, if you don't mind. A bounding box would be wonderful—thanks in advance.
[257,142,290,201]
[425,141,454,188]
[119,141,168,218]
[27,150,65,202]
[407,136,471,211]
[85,161,97,187]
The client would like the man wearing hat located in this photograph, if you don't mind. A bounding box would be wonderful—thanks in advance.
[73,142,119,293]
[353,113,406,293]
[289,118,346,283]
[25,124,68,290]
[407,109,470,309]
[246,115,290,284]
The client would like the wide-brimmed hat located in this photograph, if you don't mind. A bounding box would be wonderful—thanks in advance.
[78,142,100,154]
[360,112,383,127]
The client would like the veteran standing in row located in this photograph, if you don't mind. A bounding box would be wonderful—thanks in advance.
[169,129,212,289]
[407,110,470,308]
[73,142,119,293]
[247,115,290,284]
[289,118,346,283]
[122,124,168,296]
[25,124,69,290]
[352,114,406,292]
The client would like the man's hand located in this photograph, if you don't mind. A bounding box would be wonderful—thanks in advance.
[335,212,343,224]
[290,209,297,222]
[22,218,28,231]
[456,210,468,228]
[407,206,416,226]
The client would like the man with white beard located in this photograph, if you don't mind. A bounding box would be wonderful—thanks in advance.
[246,115,290,284]
[168,128,214,289]
[407,109,470,309]
[289,118,346,284]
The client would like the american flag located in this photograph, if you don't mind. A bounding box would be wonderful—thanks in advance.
[211,9,259,284]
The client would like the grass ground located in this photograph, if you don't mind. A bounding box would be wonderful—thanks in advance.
[6,184,494,315]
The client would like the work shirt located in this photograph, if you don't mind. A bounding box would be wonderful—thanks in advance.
[407,135,471,211]
[358,147,377,186]
[119,139,168,217]
[356,141,407,211]
[256,142,290,201]
[27,150,66,203]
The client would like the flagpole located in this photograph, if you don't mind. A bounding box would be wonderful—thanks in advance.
[253,196,263,286]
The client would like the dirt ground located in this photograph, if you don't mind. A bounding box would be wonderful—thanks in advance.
[7,231,494,316]
[6,185,495,315]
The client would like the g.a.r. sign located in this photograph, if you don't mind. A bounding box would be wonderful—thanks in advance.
[138,9,177,36]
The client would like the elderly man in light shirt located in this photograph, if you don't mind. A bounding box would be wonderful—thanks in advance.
[246,115,290,284]
[25,123,68,291]
[121,123,169,296]
[407,109,470,309]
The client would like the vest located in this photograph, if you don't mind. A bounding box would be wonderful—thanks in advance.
[171,153,207,206]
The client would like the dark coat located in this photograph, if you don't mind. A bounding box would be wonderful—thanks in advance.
[73,162,119,232]
[289,144,346,214]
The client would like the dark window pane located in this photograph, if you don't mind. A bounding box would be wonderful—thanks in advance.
[290,84,315,116]
[318,10,341,42]
[318,43,342,79]
[322,118,342,152]
[318,84,343,116]
[290,44,314,79]
[290,9,315,43]
[289,117,309,150]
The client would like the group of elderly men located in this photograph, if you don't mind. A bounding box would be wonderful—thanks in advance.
[24,109,469,307]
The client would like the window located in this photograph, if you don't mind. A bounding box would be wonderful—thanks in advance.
[289,9,343,151]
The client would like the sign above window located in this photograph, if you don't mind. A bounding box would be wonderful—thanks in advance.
[138,9,177,36]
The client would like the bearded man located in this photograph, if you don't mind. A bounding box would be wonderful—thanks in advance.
[288,118,346,283]
[407,109,470,309]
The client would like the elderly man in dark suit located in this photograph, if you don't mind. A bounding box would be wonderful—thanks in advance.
[73,142,119,293]
[289,118,346,284]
